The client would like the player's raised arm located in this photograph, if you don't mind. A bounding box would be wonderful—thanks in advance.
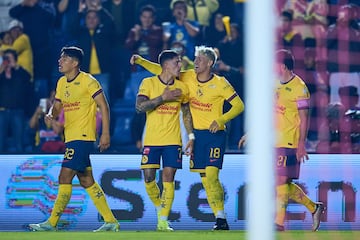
[130,54,162,75]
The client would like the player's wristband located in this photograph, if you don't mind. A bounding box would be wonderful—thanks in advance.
[188,133,195,140]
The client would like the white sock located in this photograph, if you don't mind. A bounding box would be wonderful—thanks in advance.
[216,210,226,219]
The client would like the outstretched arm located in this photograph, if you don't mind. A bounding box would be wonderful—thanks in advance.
[130,54,162,75]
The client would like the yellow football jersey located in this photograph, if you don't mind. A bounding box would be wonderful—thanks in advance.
[55,71,102,143]
[180,70,238,130]
[275,75,310,148]
[138,76,189,146]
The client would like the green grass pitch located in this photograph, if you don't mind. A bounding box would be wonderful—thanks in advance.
[0,231,359,240]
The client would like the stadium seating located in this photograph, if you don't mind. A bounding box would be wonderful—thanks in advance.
[109,99,138,153]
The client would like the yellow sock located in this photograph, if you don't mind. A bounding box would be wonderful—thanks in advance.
[206,166,225,218]
[275,184,289,226]
[288,182,316,213]
[86,182,117,223]
[144,180,161,208]
[201,176,217,216]
[160,181,175,219]
[48,184,72,227]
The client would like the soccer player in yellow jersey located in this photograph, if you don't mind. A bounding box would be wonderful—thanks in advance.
[131,46,244,230]
[274,49,323,231]
[28,46,119,232]
[136,50,194,231]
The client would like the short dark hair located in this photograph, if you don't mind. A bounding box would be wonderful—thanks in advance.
[3,48,18,62]
[158,50,179,66]
[86,9,99,18]
[61,46,84,66]
[276,49,294,71]
[140,4,156,16]
[281,10,293,21]
[172,0,187,11]
[339,86,359,97]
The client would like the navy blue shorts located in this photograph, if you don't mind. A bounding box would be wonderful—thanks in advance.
[62,140,95,172]
[190,130,226,173]
[275,147,300,179]
[141,145,182,169]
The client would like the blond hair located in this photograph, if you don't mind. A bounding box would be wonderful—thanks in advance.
[195,45,218,67]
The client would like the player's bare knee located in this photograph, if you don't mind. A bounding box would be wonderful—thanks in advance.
[58,175,73,184]
[162,175,175,182]
[162,172,174,182]
[143,169,156,183]
[276,176,288,185]
[79,177,95,188]
[144,176,155,183]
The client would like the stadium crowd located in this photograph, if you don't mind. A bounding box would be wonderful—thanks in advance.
[0,0,359,154]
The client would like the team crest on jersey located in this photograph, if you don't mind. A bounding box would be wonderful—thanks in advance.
[196,88,203,97]
[141,155,148,164]
[65,90,70,98]
[175,31,184,41]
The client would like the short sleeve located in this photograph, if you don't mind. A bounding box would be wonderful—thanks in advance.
[88,76,103,98]
[138,78,151,98]
[181,82,189,104]
[54,77,63,102]
[296,83,310,109]
[221,77,237,101]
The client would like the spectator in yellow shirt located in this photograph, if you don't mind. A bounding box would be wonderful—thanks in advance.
[7,20,33,78]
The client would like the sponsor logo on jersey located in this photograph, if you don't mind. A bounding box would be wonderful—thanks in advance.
[143,147,150,155]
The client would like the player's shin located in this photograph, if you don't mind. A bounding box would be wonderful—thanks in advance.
[206,166,225,218]
[160,181,175,220]
[201,176,217,216]
[48,184,72,227]
[275,184,289,227]
[288,182,316,213]
[86,182,117,222]
[144,180,161,210]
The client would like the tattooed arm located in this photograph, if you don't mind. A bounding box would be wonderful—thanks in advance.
[181,103,193,135]
[136,86,182,113]
[136,95,163,113]
[181,102,194,156]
